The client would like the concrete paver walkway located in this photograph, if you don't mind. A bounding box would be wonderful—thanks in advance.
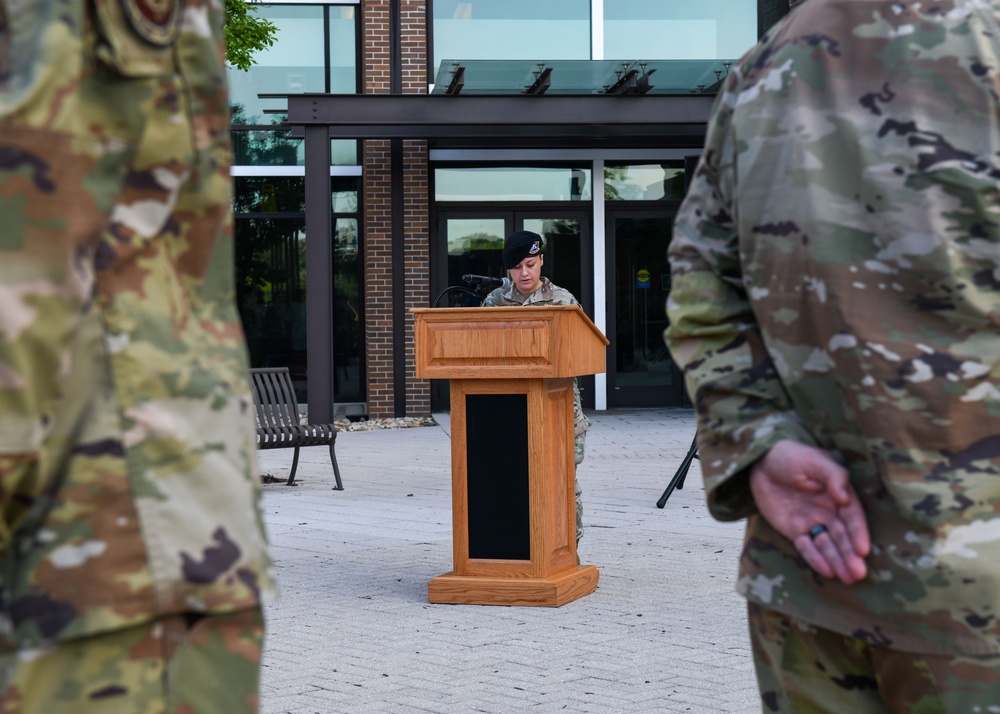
[257,408,759,713]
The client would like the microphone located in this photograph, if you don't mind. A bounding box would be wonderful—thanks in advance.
[462,274,511,291]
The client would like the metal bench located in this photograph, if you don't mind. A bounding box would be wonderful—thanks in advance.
[250,367,344,489]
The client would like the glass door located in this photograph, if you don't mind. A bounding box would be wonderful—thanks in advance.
[435,211,591,310]
[432,210,593,410]
[519,212,592,311]
[606,212,688,407]
[438,215,508,307]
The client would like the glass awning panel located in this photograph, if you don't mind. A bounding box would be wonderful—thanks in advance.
[431,59,735,96]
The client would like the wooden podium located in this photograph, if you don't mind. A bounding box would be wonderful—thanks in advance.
[412,305,609,607]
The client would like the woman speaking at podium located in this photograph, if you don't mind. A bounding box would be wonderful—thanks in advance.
[481,231,591,547]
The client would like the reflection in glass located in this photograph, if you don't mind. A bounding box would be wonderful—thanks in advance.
[333,218,362,401]
[521,218,583,305]
[442,217,584,308]
[444,218,506,306]
[331,140,358,167]
[233,177,363,404]
[328,7,357,94]
[432,0,589,67]
[233,177,305,214]
[332,187,358,213]
[235,218,308,397]
[604,0,757,59]
[229,5,325,125]
[605,163,686,201]
[435,167,591,202]
[230,131,358,167]
[232,129,302,167]
[229,5,357,126]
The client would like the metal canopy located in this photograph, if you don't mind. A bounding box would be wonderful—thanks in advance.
[282,93,717,148]
[284,90,718,420]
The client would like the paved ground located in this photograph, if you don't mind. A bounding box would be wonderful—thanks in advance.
[256,408,760,714]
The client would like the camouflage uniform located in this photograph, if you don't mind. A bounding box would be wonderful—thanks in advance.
[483,277,591,544]
[664,0,1000,705]
[0,0,274,709]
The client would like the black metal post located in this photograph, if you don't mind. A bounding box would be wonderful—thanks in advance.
[304,122,335,423]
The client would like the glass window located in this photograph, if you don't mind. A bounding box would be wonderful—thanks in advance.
[329,7,357,93]
[432,0,590,71]
[232,129,302,167]
[229,5,358,126]
[435,167,591,202]
[330,180,363,402]
[229,5,325,125]
[234,218,307,396]
[605,162,686,201]
[522,217,584,304]
[230,132,358,167]
[331,140,358,167]
[611,216,677,397]
[447,218,505,257]
[604,0,757,60]
[332,185,358,213]
[234,177,363,404]
[333,217,362,401]
[444,218,506,306]
[233,177,305,214]
[441,216,585,309]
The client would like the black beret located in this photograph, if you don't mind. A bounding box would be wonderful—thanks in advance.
[502,231,544,270]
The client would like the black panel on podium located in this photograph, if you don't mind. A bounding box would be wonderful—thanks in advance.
[466,393,530,560]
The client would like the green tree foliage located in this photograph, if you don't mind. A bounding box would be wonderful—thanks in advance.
[224,0,278,71]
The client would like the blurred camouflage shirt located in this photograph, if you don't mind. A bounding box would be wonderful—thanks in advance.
[483,277,592,437]
[0,0,274,649]
[665,0,1000,655]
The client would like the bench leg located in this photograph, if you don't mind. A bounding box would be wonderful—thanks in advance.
[330,438,344,491]
[287,446,301,486]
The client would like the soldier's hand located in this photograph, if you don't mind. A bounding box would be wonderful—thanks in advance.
[749,440,870,584]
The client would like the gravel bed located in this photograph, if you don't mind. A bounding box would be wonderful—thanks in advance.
[332,416,436,431]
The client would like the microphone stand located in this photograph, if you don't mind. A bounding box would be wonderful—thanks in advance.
[434,277,504,307]
[433,285,482,308]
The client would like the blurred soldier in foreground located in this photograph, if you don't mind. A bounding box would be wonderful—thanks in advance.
[0,1,274,711]
[664,0,1000,710]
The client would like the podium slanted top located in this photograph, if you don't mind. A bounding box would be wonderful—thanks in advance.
[411,305,609,380]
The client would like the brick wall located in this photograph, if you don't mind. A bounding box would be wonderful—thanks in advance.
[362,1,430,418]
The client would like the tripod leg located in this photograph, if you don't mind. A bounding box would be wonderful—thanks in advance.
[656,436,699,508]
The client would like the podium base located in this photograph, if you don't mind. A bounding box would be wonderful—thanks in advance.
[428,565,599,607]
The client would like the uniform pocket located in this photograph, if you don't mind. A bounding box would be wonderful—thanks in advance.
[91,0,181,77]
